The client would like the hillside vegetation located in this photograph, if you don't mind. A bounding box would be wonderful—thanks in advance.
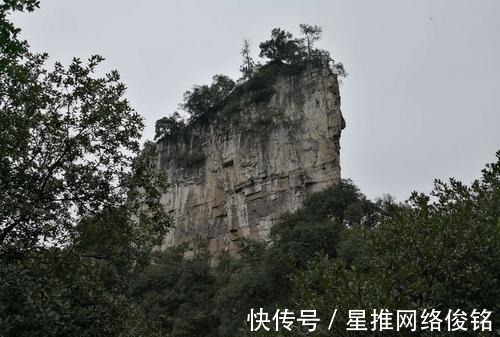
[154,25,346,143]
[130,160,500,336]
[1,2,499,337]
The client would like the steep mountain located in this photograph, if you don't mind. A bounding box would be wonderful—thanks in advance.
[156,66,345,253]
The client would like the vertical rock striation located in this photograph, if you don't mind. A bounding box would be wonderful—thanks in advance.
[157,66,345,253]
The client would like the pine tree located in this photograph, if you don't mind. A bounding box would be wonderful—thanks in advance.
[239,39,255,79]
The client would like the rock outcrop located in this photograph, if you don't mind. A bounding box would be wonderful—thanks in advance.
[157,66,345,253]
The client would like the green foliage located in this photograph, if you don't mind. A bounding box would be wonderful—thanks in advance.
[0,51,171,252]
[270,180,376,268]
[0,147,168,337]
[214,180,378,337]
[8,7,496,336]
[220,61,307,125]
[0,255,162,337]
[0,0,39,67]
[218,64,279,124]
[129,154,500,337]
[239,39,255,80]
[74,205,168,272]
[2,0,170,256]
[371,161,500,313]
[122,179,375,337]
[0,3,170,336]
[154,111,186,141]
[238,62,281,103]
[300,24,322,61]
[259,28,303,64]
[289,152,500,336]
[130,242,218,337]
[182,74,235,126]
[215,239,279,337]
[155,24,346,139]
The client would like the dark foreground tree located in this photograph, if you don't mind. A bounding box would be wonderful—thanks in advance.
[130,242,218,337]
[0,246,163,337]
[1,10,168,255]
[290,152,500,337]
[1,2,170,336]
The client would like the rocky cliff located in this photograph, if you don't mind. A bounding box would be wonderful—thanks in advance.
[157,66,345,253]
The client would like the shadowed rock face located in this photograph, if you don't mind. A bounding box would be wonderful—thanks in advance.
[157,66,345,254]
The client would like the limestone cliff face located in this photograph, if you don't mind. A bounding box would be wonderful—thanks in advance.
[157,66,345,253]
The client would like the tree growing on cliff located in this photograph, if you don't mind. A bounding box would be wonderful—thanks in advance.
[299,24,322,63]
[155,111,186,140]
[259,28,303,64]
[239,39,255,79]
[298,24,347,77]
[182,74,235,125]
[155,24,347,134]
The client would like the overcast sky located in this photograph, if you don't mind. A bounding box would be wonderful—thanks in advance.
[12,0,500,200]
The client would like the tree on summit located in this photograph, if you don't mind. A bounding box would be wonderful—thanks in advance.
[299,24,322,63]
[239,39,255,80]
[259,28,302,64]
[155,111,186,140]
[182,74,235,125]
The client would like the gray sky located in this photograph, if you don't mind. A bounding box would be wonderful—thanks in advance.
[13,0,500,201]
